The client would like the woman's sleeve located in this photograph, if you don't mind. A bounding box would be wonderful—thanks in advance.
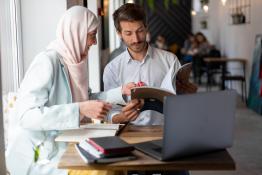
[15,53,80,131]
[90,62,125,104]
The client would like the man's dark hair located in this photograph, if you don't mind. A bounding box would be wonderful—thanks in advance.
[113,3,147,32]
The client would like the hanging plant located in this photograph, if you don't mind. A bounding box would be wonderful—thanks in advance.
[147,0,155,11]
[139,0,179,11]
[200,0,209,6]
[164,0,169,9]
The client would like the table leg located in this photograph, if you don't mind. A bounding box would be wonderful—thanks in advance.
[221,62,226,90]
[206,62,211,91]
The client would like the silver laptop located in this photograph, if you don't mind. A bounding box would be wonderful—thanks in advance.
[134,90,237,161]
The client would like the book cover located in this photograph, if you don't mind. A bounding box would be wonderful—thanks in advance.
[75,144,136,164]
[175,63,198,94]
[87,136,134,155]
[79,139,131,158]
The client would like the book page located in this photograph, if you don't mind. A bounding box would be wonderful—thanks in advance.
[80,123,121,130]
[160,62,192,94]
[55,128,117,143]
[160,62,177,94]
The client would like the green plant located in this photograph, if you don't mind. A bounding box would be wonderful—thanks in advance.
[34,145,40,162]
[139,0,178,11]
[200,0,209,5]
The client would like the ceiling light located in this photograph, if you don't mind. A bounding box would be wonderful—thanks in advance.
[191,10,197,16]
[221,0,227,6]
[203,5,209,12]
[127,0,135,3]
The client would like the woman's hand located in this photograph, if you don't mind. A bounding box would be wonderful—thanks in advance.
[121,82,136,96]
[112,99,144,123]
[79,100,112,121]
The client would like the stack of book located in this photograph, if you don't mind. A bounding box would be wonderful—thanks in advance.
[75,136,136,164]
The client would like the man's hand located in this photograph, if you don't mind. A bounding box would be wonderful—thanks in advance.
[112,99,144,123]
[122,82,136,96]
[79,100,112,121]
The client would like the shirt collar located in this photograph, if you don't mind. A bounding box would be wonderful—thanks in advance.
[124,43,153,64]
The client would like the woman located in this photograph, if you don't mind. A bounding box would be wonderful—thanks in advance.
[6,6,141,175]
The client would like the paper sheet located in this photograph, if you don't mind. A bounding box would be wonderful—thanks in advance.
[79,123,121,130]
[55,128,118,143]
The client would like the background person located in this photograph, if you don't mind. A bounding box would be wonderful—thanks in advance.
[154,34,168,50]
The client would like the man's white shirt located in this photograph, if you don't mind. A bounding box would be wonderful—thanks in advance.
[103,44,181,125]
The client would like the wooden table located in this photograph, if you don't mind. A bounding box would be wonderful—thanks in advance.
[204,57,246,90]
[58,125,235,171]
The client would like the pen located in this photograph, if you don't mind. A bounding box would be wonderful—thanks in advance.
[116,103,126,107]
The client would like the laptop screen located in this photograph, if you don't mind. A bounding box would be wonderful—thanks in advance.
[162,90,237,160]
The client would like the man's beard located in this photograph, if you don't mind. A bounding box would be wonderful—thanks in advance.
[128,41,147,53]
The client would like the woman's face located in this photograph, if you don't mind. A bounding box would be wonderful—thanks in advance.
[81,29,97,58]
[196,35,204,43]
[87,29,97,49]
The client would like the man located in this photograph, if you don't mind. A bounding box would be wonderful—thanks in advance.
[103,4,191,175]
[103,3,180,125]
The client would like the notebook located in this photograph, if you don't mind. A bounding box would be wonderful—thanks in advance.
[75,144,136,164]
[87,136,134,154]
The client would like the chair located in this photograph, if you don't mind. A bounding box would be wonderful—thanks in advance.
[195,48,222,86]
[204,57,224,91]
[223,59,247,103]
[192,55,205,84]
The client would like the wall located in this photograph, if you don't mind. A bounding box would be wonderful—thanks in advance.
[21,0,104,92]
[192,0,262,94]
[21,0,66,71]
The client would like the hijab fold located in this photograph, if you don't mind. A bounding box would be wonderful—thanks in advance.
[47,6,98,102]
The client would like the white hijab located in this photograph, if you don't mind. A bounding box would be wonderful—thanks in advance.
[47,6,98,102]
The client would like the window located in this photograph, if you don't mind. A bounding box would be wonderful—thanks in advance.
[0,0,23,173]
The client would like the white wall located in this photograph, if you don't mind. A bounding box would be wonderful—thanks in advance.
[21,0,66,70]
[21,0,104,92]
[192,0,262,94]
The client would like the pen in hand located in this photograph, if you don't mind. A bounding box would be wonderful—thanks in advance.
[116,103,126,107]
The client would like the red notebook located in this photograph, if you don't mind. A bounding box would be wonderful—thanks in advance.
[87,136,134,155]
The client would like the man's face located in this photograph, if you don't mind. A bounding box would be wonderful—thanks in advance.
[118,21,147,53]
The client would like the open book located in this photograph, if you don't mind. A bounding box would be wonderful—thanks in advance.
[131,62,197,113]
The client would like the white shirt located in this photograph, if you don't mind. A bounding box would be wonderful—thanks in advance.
[103,45,181,125]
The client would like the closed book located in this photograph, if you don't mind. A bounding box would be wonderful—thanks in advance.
[79,140,130,158]
[87,136,134,155]
[75,144,136,164]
